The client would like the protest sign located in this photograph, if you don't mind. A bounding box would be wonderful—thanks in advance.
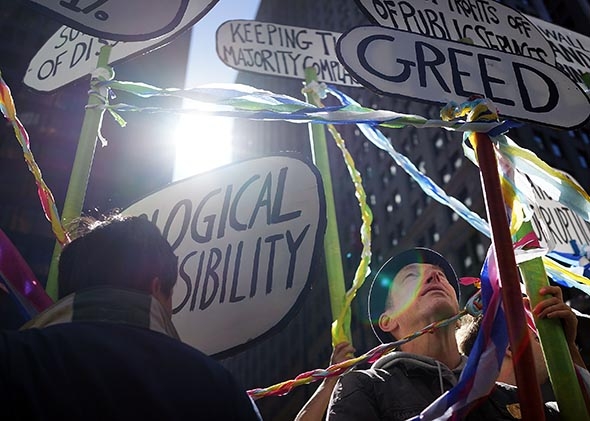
[217,20,361,87]
[25,0,218,92]
[26,0,192,41]
[526,15,590,88]
[530,177,590,259]
[122,155,326,357]
[337,26,590,129]
[355,0,555,65]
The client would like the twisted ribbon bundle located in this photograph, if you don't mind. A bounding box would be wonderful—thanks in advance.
[0,73,67,246]
[248,299,479,399]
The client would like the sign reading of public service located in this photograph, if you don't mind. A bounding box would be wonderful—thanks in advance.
[122,156,326,357]
[337,26,590,129]
[526,15,590,88]
[25,0,219,92]
[216,20,361,88]
[27,0,191,42]
[355,0,555,65]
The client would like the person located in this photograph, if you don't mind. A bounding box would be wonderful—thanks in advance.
[327,247,465,420]
[295,341,356,421]
[457,285,587,419]
[0,215,261,421]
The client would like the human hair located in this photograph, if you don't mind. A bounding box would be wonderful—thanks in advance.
[58,215,178,299]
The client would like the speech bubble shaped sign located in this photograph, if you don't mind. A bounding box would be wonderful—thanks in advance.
[216,20,361,88]
[355,0,555,65]
[122,156,326,357]
[337,26,590,129]
[25,0,219,93]
[27,0,189,42]
[525,15,590,88]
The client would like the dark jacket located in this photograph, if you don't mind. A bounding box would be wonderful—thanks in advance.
[0,288,261,421]
[327,351,466,420]
[464,381,560,420]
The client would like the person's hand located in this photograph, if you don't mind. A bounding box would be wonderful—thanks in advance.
[533,285,578,344]
[330,342,355,366]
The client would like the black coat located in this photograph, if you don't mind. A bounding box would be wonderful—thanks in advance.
[0,322,260,421]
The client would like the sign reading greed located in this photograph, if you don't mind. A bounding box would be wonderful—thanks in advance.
[26,0,192,42]
[337,26,590,129]
[355,0,555,65]
[216,20,361,88]
[122,156,325,357]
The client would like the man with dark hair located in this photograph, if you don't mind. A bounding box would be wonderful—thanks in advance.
[327,247,465,420]
[0,215,261,420]
[456,285,586,419]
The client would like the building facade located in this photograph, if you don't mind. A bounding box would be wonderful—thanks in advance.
[0,2,190,324]
[225,1,590,419]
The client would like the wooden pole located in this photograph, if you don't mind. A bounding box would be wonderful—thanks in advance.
[473,131,545,420]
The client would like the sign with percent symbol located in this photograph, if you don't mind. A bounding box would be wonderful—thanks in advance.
[26,0,194,42]
[24,0,219,92]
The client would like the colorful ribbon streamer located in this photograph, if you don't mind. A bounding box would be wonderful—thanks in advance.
[248,306,474,400]
[0,73,67,246]
[303,82,373,347]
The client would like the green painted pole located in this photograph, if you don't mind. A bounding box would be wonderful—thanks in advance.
[515,221,589,420]
[303,68,351,344]
[45,45,112,299]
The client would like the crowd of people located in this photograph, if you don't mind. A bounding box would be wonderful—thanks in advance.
[0,215,587,420]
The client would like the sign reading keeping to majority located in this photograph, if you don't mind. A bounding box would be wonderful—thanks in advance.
[337,26,590,129]
[25,0,219,92]
[526,15,590,88]
[355,0,555,65]
[27,0,192,41]
[216,20,361,88]
[122,156,326,357]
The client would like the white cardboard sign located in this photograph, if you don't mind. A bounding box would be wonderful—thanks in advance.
[529,179,590,258]
[216,20,361,88]
[526,15,590,88]
[337,26,590,129]
[25,0,219,92]
[355,0,555,65]
[122,156,326,357]
[27,0,190,42]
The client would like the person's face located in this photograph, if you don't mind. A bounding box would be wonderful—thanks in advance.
[501,329,547,384]
[380,263,459,335]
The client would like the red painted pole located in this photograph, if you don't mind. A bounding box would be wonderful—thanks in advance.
[473,132,545,420]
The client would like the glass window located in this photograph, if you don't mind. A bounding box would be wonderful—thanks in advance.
[549,138,562,157]
[435,137,444,149]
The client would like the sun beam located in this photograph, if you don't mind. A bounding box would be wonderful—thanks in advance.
[173,113,233,181]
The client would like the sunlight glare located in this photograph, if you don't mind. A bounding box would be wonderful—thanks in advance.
[173,114,233,181]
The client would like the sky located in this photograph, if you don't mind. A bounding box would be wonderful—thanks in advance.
[173,0,261,181]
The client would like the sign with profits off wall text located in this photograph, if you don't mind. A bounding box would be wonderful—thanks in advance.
[355,0,555,65]
[526,15,590,88]
[123,156,326,357]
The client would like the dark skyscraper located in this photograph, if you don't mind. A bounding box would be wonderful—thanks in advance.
[226,1,590,419]
[0,2,191,323]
